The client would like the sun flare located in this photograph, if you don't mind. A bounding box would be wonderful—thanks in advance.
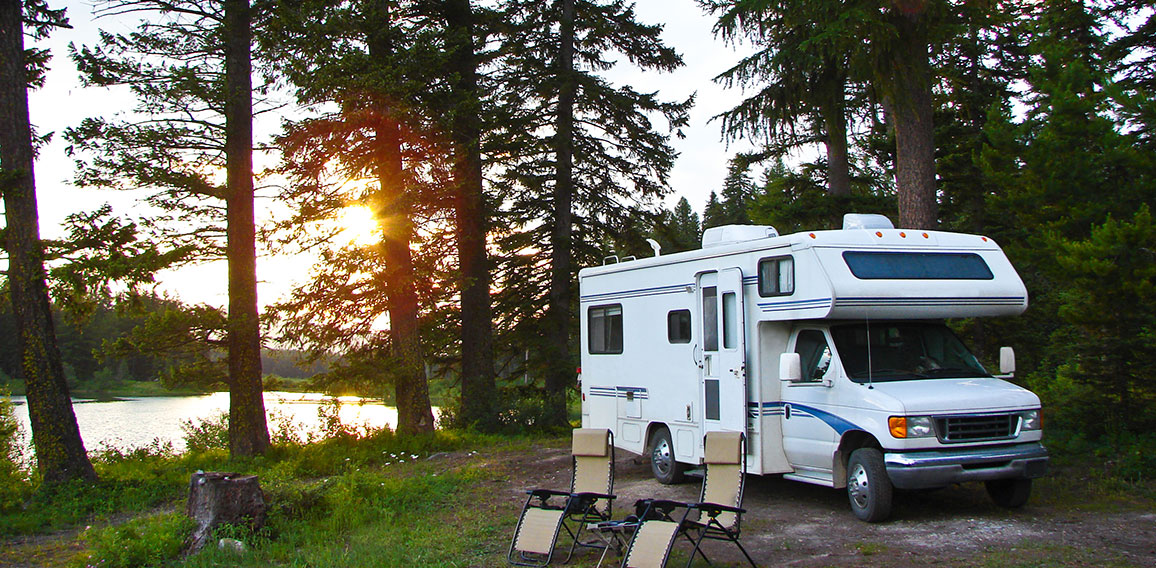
[337,205,381,247]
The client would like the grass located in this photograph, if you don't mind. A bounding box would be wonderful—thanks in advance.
[2,417,1155,567]
[1,426,544,568]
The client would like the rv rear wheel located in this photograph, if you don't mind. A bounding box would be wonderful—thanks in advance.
[847,448,893,522]
[649,427,687,484]
[985,478,1032,508]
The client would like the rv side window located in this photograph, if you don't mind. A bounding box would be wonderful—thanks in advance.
[758,256,794,296]
[667,310,691,344]
[588,305,623,354]
[722,292,738,349]
[702,287,719,351]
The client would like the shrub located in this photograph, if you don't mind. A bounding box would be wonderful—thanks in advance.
[181,412,229,453]
[76,512,194,568]
[0,390,30,512]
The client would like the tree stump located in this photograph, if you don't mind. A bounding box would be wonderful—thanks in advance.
[186,471,267,552]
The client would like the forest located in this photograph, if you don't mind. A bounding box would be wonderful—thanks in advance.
[2,0,1154,490]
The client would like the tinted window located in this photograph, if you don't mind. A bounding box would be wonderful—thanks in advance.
[702,286,718,351]
[843,251,994,280]
[588,305,623,354]
[830,322,989,383]
[795,330,832,382]
[758,256,794,296]
[667,310,691,344]
[722,292,738,349]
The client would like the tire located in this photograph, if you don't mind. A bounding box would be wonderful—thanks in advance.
[986,478,1032,508]
[649,427,687,485]
[847,448,893,522]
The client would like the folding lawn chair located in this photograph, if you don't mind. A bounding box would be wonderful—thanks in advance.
[619,431,757,568]
[508,428,616,566]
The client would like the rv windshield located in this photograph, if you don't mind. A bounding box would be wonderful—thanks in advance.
[830,322,990,383]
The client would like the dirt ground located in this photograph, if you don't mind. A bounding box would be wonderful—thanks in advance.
[491,443,1156,568]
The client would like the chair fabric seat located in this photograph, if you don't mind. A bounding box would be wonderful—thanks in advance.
[514,508,567,555]
[622,520,680,568]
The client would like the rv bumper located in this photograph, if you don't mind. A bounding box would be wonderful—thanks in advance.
[883,442,1049,490]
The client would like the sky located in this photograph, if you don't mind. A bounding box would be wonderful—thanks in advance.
[25,0,760,308]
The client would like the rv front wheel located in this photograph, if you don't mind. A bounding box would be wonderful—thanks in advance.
[649,427,687,484]
[847,448,893,522]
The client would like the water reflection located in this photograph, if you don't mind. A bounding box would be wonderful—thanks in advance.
[9,392,410,455]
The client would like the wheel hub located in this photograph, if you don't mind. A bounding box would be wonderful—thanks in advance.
[652,439,673,475]
[849,463,870,509]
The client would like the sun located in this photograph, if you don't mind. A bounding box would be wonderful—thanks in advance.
[337,205,381,247]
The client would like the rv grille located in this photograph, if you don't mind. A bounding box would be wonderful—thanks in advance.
[934,414,1018,443]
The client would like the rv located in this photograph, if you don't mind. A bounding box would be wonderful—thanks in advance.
[578,214,1048,522]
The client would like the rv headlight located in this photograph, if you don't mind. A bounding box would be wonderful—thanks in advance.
[888,416,934,439]
[1020,409,1041,431]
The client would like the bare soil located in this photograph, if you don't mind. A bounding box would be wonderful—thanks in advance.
[489,442,1156,567]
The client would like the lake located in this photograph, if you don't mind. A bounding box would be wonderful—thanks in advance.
[7,392,415,457]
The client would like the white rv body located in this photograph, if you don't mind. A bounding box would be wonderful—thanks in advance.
[578,217,1048,518]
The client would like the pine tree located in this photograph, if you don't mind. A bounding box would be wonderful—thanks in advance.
[0,0,95,483]
[262,0,437,435]
[492,0,689,424]
[652,197,701,254]
[443,0,498,431]
[66,0,270,456]
[706,0,867,198]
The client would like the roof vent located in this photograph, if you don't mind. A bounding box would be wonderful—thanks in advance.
[843,213,894,230]
[701,225,779,248]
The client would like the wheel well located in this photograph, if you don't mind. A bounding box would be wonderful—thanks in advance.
[833,430,882,489]
[644,422,669,452]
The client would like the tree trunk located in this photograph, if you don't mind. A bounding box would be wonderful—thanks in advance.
[186,472,266,551]
[543,0,577,428]
[367,0,435,435]
[821,88,852,199]
[0,0,96,484]
[889,5,938,229]
[444,0,496,431]
[223,0,269,456]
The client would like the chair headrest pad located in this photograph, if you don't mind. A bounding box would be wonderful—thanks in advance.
[704,431,743,464]
[572,428,610,457]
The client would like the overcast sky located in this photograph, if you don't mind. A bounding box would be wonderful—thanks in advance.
[26,0,762,307]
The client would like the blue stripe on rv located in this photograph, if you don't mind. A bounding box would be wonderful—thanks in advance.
[588,386,649,399]
[757,298,832,312]
[834,296,1025,307]
[747,401,861,435]
[580,283,692,303]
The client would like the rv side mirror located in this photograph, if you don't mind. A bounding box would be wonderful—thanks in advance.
[780,353,802,383]
[999,347,1016,376]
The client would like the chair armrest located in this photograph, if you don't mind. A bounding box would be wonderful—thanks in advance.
[526,488,571,498]
[571,491,615,501]
[634,498,691,521]
[691,501,747,516]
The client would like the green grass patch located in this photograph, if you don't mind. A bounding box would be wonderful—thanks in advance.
[75,512,195,568]
[1,425,552,566]
[854,541,888,556]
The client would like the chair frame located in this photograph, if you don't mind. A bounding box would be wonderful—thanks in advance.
[508,429,617,567]
[621,432,757,568]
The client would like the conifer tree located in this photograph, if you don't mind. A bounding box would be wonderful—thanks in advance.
[706,0,866,198]
[493,0,689,423]
[262,0,437,434]
[442,0,498,431]
[66,0,270,456]
[0,0,95,483]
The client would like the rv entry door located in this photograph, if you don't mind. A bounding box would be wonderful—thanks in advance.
[697,268,748,434]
